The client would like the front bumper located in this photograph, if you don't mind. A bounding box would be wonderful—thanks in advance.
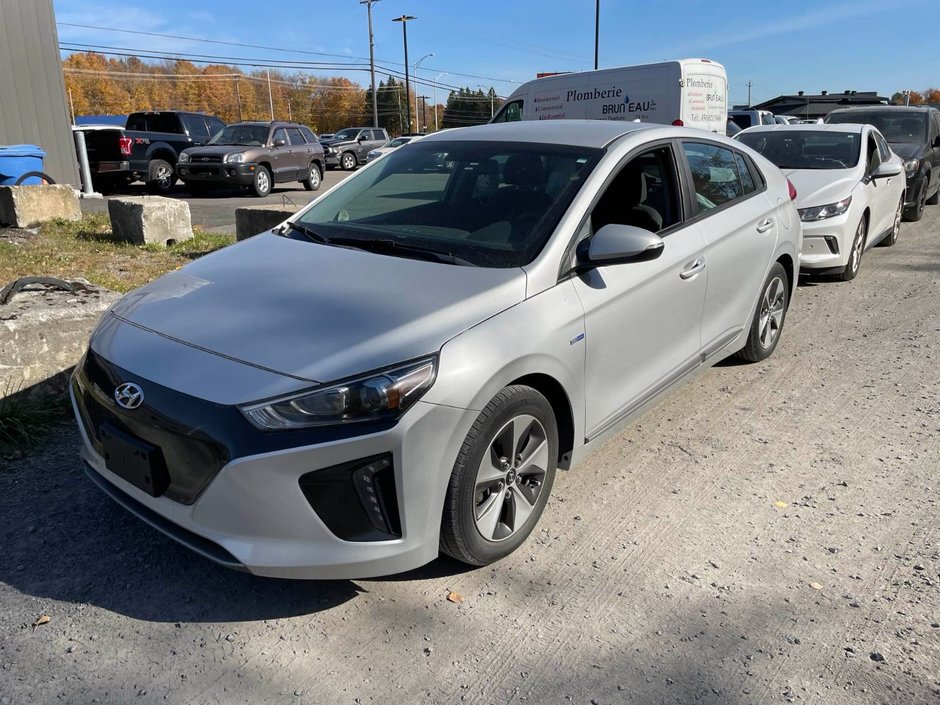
[71,350,473,580]
[798,212,853,271]
[177,162,258,186]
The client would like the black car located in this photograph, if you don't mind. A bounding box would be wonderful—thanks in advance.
[826,105,940,221]
[177,121,324,197]
[320,127,389,170]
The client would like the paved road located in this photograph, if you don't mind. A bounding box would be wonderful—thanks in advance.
[79,170,352,231]
[2,209,939,704]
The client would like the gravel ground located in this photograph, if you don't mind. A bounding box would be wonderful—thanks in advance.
[1,208,938,705]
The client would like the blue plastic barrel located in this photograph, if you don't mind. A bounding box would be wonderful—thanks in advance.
[0,145,47,185]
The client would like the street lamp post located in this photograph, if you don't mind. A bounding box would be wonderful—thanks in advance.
[414,53,433,133]
[432,71,447,131]
[360,0,382,128]
[392,15,416,134]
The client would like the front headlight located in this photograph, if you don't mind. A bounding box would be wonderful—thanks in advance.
[240,357,437,430]
[368,151,379,158]
[225,152,247,164]
[178,152,190,163]
[904,159,919,176]
[324,146,334,154]
[798,196,852,222]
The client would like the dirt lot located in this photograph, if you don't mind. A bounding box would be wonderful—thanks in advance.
[1,208,938,705]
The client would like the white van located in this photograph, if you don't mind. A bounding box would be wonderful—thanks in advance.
[491,59,728,134]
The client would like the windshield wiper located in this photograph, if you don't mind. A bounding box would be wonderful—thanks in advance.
[281,221,331,245]
[328,237,476,266]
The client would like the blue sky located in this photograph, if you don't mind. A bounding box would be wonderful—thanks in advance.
[54,0,934,105]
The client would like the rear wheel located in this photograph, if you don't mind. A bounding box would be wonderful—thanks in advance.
[251,166,272,197]
[735,262,788,363]
[838,215,867,282]
[301,162,321,191]
[440,386,558,566]
[340,151,357,171]
[146,159,175,194]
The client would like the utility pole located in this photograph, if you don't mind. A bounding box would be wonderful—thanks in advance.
[287,96,292,122]
[414,53,433,133]
[234,77,242,121]
[392,15,416,133]
[432,71,447,131]
[594,0,600,70]
[361,0,381,127]
[904,90,911,106]
[266,69,275,120]
[747,81,752,107]
[418,95,429,131]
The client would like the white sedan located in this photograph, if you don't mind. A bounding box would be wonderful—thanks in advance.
[737,124,905,281]
[364,135,420,163]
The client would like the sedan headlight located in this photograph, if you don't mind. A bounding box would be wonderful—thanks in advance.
[225,152,247,164]
[367,150,380,159]
[798,196,852,222]
[240,357,437,430]
[904,159,919,176]
[178,152,190,163]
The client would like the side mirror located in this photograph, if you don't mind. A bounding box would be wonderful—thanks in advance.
[576,224,664,269]
[274,138,286,147]
[872,161,902,179]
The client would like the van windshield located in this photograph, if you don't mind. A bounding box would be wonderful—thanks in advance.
[293,140,602,268]
[827,111,927,144]
[737,130,861,170]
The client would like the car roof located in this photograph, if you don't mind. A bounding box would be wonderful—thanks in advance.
[418,120,658,148]
[741,123,867,134]
[829,105,936,113]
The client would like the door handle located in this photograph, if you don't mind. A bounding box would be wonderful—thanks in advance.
[756,217,774,233]
[679,257,706,280]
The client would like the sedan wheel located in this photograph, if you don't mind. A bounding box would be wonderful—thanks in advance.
[904,181,927,222]
[880,196,903,247]
[441,386,558,566]
[838,215,866,282]
[735,261,789,362]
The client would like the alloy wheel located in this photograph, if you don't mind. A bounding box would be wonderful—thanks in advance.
[849,220,864,275]
[155,164,172,189]
[473,414,549,542]
[758,276,786,349]
[309,165,320,188]
[256,169,270,194]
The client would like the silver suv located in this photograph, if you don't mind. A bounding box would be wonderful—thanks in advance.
[73,120,801,579]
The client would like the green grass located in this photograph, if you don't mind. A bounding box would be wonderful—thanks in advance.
[0,388,71,460]
[0,214,235,293]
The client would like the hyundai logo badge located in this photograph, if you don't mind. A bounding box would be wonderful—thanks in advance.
[114,382,145,410]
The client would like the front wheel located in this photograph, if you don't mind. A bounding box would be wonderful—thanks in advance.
[904,180,927,222]
[340,151,357,171]
[838,214,867,282]
[880,196,903,247]
[301,162,321,191]
[251,166,272,197]
[440,385,558,566]
[926,175,939,205]
[735,262,789,363]
[146,159,175,194]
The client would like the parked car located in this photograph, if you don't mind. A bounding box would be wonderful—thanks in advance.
[177,121,324,197]
[72,120,800,579]
[725,117,742,137]
[728,109,776,130]
[321,127,389,170]
[737,124,904,281]
[365,135,421,163]
[75,111,226,194]
[318,133,335,141]
[775,116,799,125]
[825,105,940,221]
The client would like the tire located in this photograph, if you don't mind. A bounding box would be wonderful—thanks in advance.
[301,162,322,191]
[926,175,939,205]
[146,158,175,194]
[904,180,927,222]
[880,195,903,247]
[440,385,558,566]
[838,214,867,282]
[735,262,789,363]
[340,151,357,171]
[251,165,272,197]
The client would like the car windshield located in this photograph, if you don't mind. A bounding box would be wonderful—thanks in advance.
[208,125,268,146]
[333,129,360,140]
[738,130,861,170]
[294,140,603,268]
[827,111,928,143]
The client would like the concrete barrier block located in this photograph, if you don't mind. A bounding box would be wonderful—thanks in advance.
[108,196,193,246]
[0,185,81,228]
[0,279,121,399]
[235,204,301,241]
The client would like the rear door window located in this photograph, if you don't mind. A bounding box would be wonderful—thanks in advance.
[287,128,307,145]
[682,142,745,212]
[734,153,757,194]
[181,115,210,142]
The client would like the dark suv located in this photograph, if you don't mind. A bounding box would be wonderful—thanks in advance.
[177,121,324,197]
[826,105,940,221]
[321,127,389,170]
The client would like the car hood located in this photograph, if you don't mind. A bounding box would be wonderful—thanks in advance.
[782,168,859,208]
[109,233,526,384]
[886,142,924,160]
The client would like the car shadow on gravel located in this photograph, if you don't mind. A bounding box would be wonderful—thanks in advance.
[0,429,363,623]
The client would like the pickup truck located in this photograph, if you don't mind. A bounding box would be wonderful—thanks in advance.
[76,111,226,194]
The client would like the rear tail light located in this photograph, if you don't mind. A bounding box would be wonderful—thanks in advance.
[672,119,684,126]
[118,137,133,156]
[787,178,798,201]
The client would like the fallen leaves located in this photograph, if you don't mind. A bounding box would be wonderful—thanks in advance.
[32,614,51,629]
[446,591,465,604]
[809,582,823,591]
[773,501,788,508]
